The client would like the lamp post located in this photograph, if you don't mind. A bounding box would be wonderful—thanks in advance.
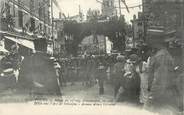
[118,0,122,16]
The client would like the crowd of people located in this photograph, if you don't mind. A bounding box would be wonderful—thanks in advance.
[0,32,183,114]
[54,38,183,113]
[0,44,23,90]
[56,49,146,101]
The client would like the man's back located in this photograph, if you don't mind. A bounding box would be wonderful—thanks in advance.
[149,49,174,90]
[19,52,60,95]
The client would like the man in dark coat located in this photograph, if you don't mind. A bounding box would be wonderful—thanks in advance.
[19,39,61,95]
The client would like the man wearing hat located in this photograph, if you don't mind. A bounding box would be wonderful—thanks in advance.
[145,28,178,112]
[117,54,141,104]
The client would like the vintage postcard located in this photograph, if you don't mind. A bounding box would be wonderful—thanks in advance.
[0,0,183,114]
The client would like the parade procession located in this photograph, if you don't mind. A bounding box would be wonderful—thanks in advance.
[0,0,183,114]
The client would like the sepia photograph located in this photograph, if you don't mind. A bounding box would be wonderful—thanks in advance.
[0,0,183,115]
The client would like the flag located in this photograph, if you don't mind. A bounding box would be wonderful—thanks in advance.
[121,0,130,13]
[52,0,61,11]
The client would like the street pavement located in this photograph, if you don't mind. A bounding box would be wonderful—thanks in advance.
[62,81,114,101]
[0,80,181,115]
[0,81,115,103]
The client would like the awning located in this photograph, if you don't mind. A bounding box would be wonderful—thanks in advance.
[4,36,35,50]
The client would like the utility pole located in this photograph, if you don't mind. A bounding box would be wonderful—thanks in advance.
[79,5,82,22]
[142,0,146,42]
[51,0,54,55]
[118,0,121,16]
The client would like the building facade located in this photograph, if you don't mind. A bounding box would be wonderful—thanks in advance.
[53,18,66,57]
[143,0,183,30]
[0,0,56,55]
[142,0,183,68]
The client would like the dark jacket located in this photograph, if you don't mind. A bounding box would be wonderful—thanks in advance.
[19,52,60,95]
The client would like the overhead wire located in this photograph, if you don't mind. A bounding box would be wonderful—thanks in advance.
[96,0,142,13]
[96,0,184,13]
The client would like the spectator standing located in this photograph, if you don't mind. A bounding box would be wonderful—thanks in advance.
[116,54,141,104]
[96,60,106,95]
[112,55,126,98]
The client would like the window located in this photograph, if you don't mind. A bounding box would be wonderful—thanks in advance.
[30,0,34,12]
[106,1,109,7]
[44,25,46,33]
[30,17,35,32]
[39,23,42,31]
[18,10,23,27]
[38,3,42,18]
[5,3,10,16]
[47,11,50,24]
[12,4,15,17]
[48,28,51,35]
[111,1,113,7]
